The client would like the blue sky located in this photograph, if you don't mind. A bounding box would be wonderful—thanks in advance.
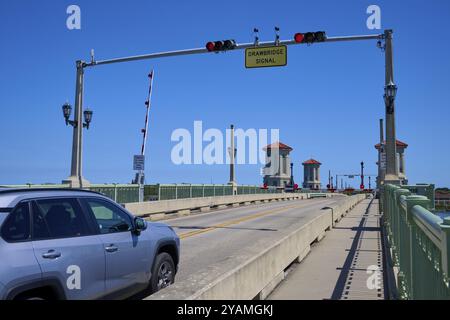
[0,0,449,188]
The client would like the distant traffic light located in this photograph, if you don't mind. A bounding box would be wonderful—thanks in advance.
[206,39,237,52]
[294,31,327,44]
[360,184,365,190]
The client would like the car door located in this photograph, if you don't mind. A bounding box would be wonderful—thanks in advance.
[0,201,43,299]
[31,198,106,300]
[81,197,152,296]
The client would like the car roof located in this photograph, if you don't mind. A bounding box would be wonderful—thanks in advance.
[0,188,108,208]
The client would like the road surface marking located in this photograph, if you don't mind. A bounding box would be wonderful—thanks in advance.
[178,200,324,239]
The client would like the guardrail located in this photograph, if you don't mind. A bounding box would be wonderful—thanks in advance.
[124,192,325,219]
[436,200,450,212]
[145,184,280,201]
[383,184,450,299]
[0,183,141,203]
[0,183,276,204]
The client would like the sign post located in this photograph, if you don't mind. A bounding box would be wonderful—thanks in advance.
[133,155,145,202]
[133,155,145,171]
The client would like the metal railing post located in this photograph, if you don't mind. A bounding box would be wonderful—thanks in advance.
[403,195,430,299]
[440,217,450,284]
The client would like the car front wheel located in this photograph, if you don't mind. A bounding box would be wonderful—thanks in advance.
[150,252,175,293]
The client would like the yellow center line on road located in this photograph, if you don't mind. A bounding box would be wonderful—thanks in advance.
[178,200,325,240]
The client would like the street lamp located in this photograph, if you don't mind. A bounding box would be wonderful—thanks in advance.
[62,103,93,129]
[62,103,72,125]
[384,81,397,114]
[83,109,93,129]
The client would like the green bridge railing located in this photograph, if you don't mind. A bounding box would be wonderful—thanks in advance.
[0,183,280,203]
[0,183,142,203]
[383,184,450,299]
[145,184,281,201]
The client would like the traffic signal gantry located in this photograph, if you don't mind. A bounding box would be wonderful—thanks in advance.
[63,29,399,190]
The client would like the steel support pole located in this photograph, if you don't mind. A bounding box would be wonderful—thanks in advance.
[377,118,385,190]
[328,170,331,189]
[361,161,365,189]
[228,124,237,194]
[64,60,90,188]
[229,125,235,184]
[384,30,399,184]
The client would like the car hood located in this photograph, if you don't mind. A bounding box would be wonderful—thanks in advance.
[149,222,171,228]
[147,222,178,241]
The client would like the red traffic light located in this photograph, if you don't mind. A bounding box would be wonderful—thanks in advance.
[294,184,298,190]
[360,184,365,190]
[206,42,215,52]
[263,183,268,189]
[294,31,326,44]
[206,39,236,52]
[294,33,304,43]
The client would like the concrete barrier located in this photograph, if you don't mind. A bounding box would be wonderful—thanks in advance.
[147,194,365,300]
[125,193,318,218]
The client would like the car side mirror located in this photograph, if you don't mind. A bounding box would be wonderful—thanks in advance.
[133,217,147,235]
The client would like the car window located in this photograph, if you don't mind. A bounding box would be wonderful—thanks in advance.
[85,199,132,234]
[32,198,90,239]
[1,202,31,242]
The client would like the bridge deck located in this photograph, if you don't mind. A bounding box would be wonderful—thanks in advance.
[166,197,342,283]
[268,198,386,300]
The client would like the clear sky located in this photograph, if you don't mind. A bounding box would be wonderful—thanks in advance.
[0,0,449,188]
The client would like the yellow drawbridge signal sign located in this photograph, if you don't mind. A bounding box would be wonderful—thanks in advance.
[245,45,287,68]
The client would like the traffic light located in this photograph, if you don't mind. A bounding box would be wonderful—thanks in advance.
[206,39,237,52]
[360,184,365,190]
[294,31,327,44]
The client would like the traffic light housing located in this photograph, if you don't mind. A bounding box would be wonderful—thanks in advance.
[294,31,327,44]
[206,39,237,52]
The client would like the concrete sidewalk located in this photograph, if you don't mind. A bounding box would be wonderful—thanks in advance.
[268,198,385,300]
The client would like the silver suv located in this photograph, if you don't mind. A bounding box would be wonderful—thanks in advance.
[0,188,180,300]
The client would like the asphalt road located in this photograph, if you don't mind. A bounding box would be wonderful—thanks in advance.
[162,196,346,283]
